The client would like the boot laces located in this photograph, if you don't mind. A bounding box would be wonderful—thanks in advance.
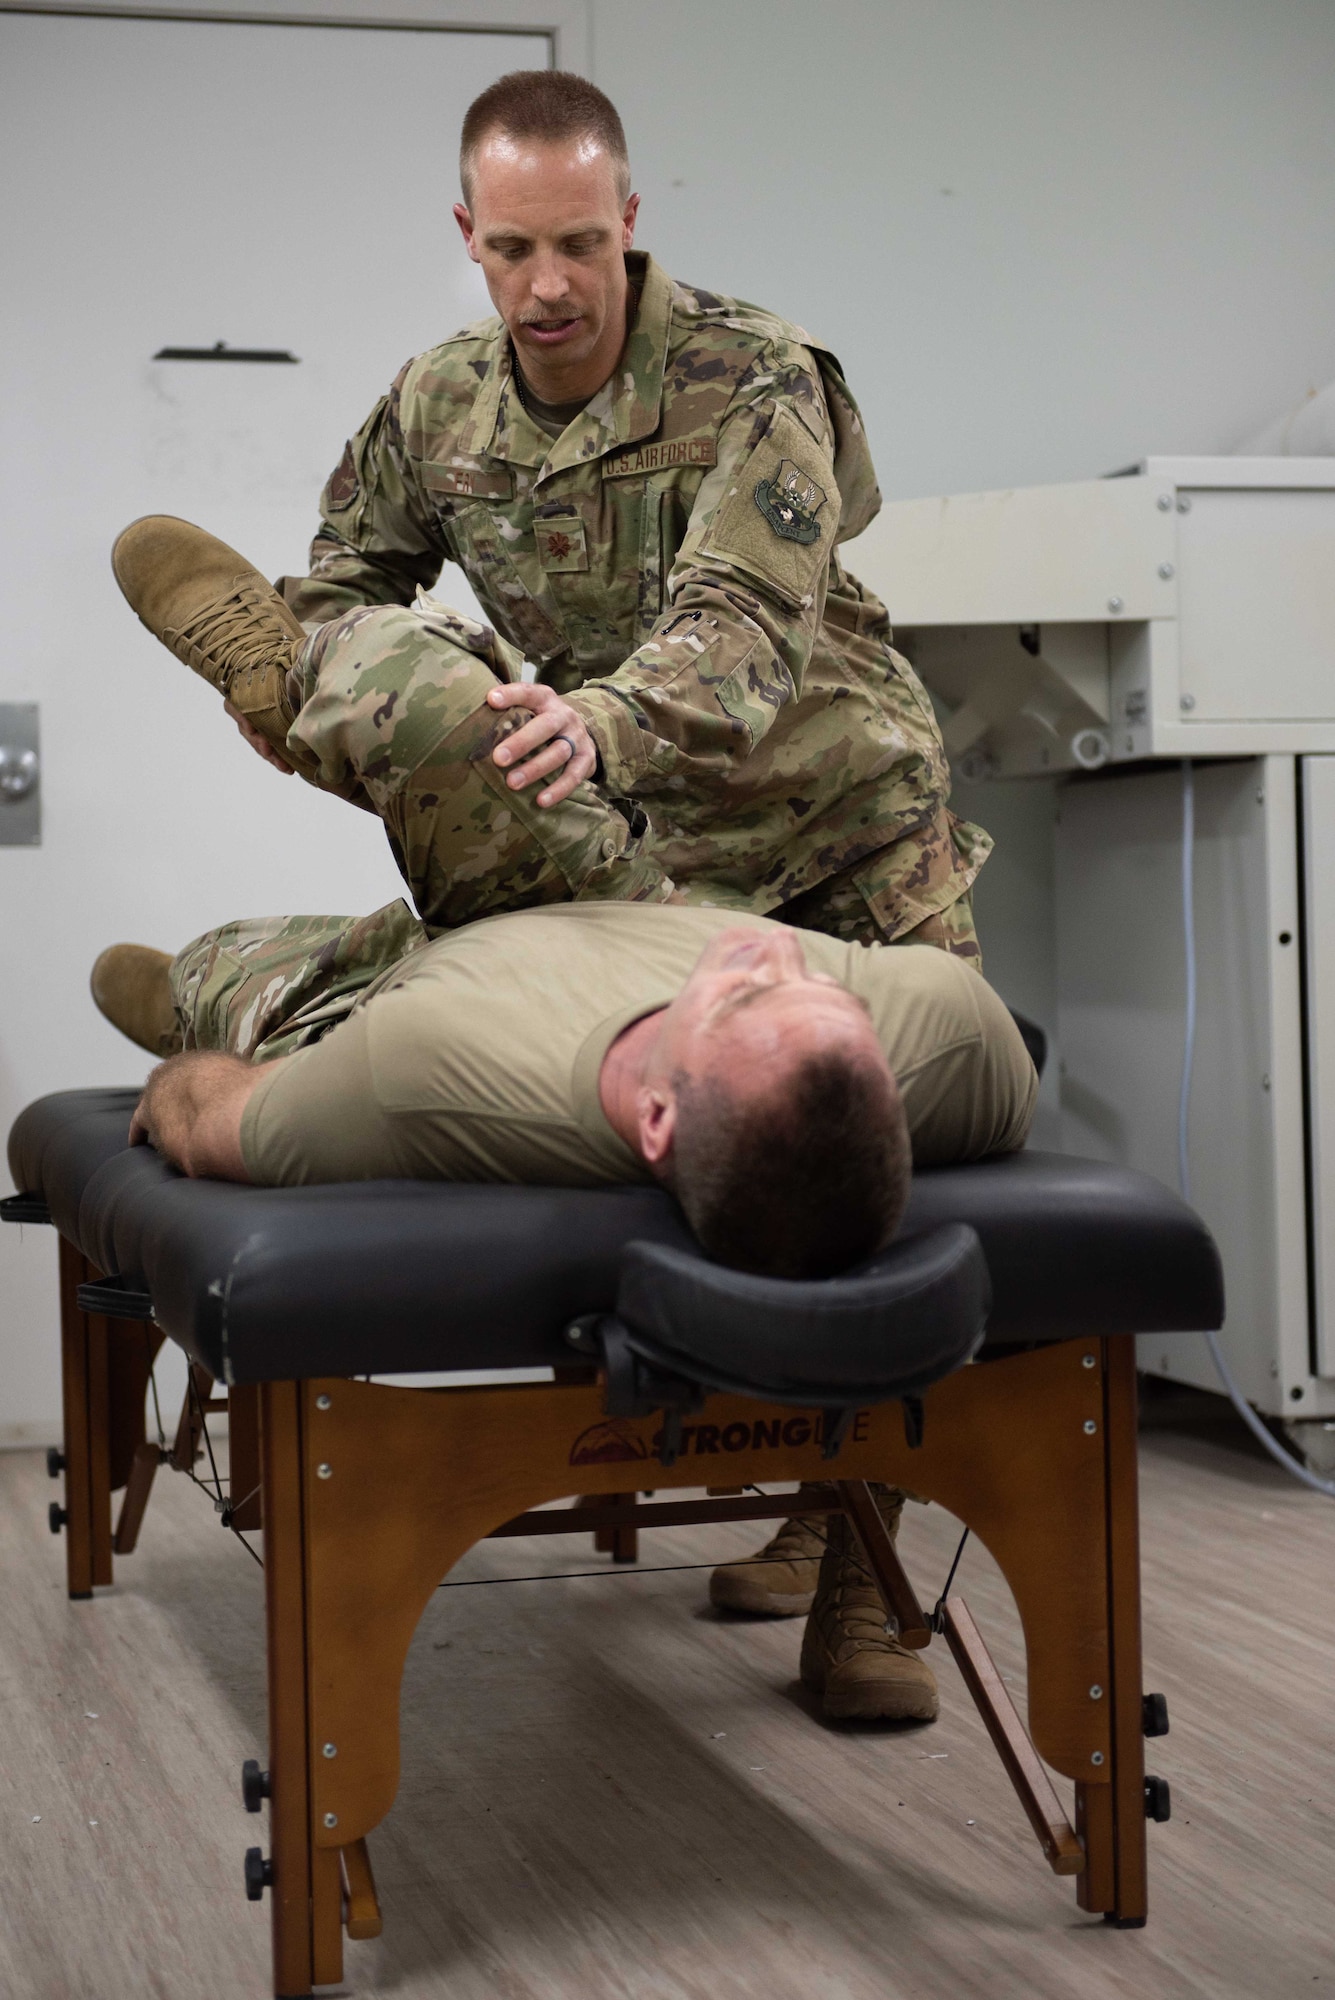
[174,583,294,683]
[832,1572,906,1649]
[760,1515,825,1563]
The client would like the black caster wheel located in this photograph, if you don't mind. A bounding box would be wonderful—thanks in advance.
[241,1760,271,1814]
[243,1847,274,1902]
[1142,1691,1170,1737]
[1144,1774,1172,1822]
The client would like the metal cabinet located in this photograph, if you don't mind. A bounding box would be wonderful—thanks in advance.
[845,463,1335,1446]
[1055,756,1329,1423]
[846,457,1335,779]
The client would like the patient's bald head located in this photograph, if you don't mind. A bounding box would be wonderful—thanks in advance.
[633,927,911,1279]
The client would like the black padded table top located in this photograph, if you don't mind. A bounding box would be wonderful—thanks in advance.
[7,1088,1224,1386]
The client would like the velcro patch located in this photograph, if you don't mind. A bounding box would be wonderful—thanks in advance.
[421,460,515,501]
[754,459,827,545]
[535,516,589,572]
[602,436,717,479]
[698,404,836,603]
[325,441,360,513]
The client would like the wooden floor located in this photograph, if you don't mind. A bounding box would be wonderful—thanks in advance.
[2,1387,1333,2000]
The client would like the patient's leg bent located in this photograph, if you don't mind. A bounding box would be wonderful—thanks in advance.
[171,900,427,1064]
[289,596,669,929]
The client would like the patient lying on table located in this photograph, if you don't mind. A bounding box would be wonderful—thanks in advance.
[94,896,1036,1721]
[97,899,1035,1284]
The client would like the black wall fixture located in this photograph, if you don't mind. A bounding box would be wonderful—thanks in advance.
[153,341,299,363]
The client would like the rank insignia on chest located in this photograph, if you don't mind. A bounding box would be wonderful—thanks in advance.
[535,515,590,572]
[754,459,826,545]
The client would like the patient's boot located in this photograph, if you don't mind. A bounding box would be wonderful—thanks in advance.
[90,944,182,1058]
[709,1487,828,1614]
[111,516,308,764]
[799,1490,940,1722]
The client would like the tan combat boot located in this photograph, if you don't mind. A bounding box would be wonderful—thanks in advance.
[799,1490,940,1722]
[709,1487,829,1615]
[90,944,182,1058]
[111,516,306,761]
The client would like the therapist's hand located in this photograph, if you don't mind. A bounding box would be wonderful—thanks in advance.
[225,699,295,775]
[487,683,598,808]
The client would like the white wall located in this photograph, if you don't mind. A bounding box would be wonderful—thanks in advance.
[0,8,547,1439]
[594,0,1335,1128]
[596,0,1335,492]
[4,0,1335,1431]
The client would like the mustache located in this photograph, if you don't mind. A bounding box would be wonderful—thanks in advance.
[516,308,584,326]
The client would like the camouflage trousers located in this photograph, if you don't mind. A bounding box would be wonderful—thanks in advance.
[281,591,984,948]
[171,901,429,1064]
[283,590,672,929]
[172,587,981,1063]
[171,881,979,1067]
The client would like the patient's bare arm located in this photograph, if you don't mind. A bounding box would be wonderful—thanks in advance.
[130,1052,264,1181]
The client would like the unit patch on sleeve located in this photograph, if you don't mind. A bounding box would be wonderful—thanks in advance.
[697,403,839,602]
[754,459,827,545]
[325,441,360,513]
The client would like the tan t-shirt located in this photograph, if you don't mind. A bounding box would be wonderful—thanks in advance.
[240,904,1036,1188]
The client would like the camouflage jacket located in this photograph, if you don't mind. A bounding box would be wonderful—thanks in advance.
[284,252,986,928]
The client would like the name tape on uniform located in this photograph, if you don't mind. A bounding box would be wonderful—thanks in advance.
[421,461,515,501]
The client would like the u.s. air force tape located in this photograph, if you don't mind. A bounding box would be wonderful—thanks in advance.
[602,437,718,478]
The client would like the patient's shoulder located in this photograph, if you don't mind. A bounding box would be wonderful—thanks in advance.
[854,945,1037,1162]
[855,941,1002,1041]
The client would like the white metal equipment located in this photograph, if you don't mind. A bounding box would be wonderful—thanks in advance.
[845,459,1335,1442]
[849,456,1335,781]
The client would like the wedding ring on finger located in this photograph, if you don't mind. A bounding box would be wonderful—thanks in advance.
[552,733,577,763]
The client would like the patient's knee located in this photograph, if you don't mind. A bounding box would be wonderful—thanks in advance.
[288,601,508,797]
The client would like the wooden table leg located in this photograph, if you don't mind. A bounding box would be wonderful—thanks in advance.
[943,1596,1084,1874]
[111,1322,165,1556]
[113,1441,161,1556]
[55,1239,115,1594]
[172,1363,214,1472]
[1075,1336,1148,1922]
[582,1491,639,1563]
[228,1382,263,1533]
[1102,1334,1149,1925]
[260,1380,327,1999]
[341,1837,382,1940]
[837,1479,931,1648]
[56,1238,94,1598]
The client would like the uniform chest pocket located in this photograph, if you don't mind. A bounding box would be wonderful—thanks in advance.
[535,515,589,573]
[452,503,568,669]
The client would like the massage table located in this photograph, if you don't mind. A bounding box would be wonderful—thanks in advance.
[6,1086,1223,1996]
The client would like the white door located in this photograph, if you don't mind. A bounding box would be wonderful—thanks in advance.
[0,12,546,1434]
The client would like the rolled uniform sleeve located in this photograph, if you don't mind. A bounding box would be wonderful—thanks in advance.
[565,360,840,799]
[279,366,449,629]
[239,1013,408,1185]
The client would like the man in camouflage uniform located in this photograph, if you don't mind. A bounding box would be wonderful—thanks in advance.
[270,241,986,951]
[109,70,992,1725]
[188,77,988,972]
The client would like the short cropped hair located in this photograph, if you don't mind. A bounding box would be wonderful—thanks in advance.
[669,1053,912,1281]
[460,71,631,206]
